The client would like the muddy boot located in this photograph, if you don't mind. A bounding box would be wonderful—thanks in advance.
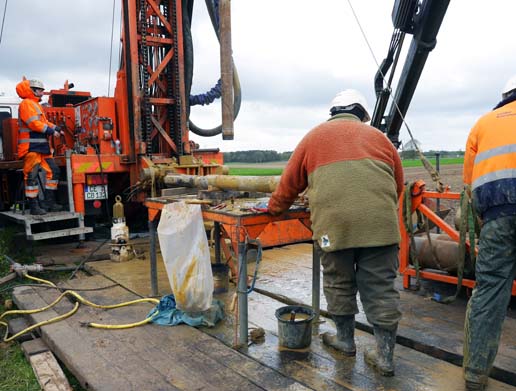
[322,315,356,356]
[28,198,46,215]
[465,380,486,391]
[364,325,397,376]
[41,189,63,212]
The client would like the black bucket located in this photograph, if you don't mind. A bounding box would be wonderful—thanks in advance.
[275,305,315,349]
[212,263,229,294]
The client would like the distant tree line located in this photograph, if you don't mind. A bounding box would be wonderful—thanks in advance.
[224,149,464,163]
[400,149,465,160]
[224,150,292,163]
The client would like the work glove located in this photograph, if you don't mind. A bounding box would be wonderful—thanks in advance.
[53,126,63,137]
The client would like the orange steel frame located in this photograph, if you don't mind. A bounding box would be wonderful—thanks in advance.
[399,181,516,296]
[146,200,312,256]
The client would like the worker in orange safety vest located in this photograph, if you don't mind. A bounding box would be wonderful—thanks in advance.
[16,79,64,215]
[462,75,516,391]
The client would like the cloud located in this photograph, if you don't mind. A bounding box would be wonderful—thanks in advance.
[1,0,515,153]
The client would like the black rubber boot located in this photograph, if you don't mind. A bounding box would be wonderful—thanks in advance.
[364,325,397,376]
[28,198,46,215]
[41,189,63,212]
[322,315,356,356]
[465,380,486,391]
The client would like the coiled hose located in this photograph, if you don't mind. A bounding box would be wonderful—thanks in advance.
[0,273,160,343]
[184,0,242,137]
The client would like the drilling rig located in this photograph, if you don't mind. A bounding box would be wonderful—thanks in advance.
[0,0,239,237]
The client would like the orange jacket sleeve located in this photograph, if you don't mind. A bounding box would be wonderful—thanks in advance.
[268,139,309,215]
[463,123,479,185]
[19,100,54,133]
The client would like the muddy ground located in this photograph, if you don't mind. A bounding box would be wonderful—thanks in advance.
[403,163,464,192]
[403,163,464,224]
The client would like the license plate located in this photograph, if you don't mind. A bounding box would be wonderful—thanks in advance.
[84,185,108,200]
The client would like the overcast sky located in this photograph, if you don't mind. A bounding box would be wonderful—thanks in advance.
[1,0,515,152]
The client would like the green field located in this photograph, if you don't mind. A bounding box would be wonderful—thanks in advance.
[227,157,463,176]
[228,167,284,176]
[401,157,464,167]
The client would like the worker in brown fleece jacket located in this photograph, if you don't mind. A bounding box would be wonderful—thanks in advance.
[268,89,404,376]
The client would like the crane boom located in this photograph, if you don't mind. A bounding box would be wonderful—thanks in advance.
[371,0,450,148]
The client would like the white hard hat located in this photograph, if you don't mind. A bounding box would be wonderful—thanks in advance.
[330,89,370,122]
[29,79,45,90]
[502,75,516,97]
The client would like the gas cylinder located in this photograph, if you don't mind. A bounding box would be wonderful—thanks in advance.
[111,195,129,243]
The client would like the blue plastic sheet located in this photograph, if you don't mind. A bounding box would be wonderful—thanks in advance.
[148,294,225,327]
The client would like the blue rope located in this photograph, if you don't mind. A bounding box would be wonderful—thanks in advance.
[189,0,222,107]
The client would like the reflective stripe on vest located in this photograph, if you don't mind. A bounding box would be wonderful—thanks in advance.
[26,115,39,126]
[472,169,516,190]
[474,144,516,165]
[19,139,47,143]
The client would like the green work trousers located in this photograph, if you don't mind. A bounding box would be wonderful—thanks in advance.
[464,215,516,384]
[319,243,401,330]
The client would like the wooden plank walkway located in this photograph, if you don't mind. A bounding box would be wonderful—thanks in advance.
[87,249,516,390]
[91,242,516,385]
[12,275,308,391]
[12,270,516,390]
[247,243,516,386]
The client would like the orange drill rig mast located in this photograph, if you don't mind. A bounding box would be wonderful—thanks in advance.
[0,0,239,224]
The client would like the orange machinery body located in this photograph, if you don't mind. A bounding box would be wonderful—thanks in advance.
[0,88,224,216]
[399,181,516,296]
[0,0,226,217]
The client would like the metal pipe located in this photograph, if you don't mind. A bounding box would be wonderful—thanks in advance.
[413,235,463,272]
[219,0,234,140]
[237,240,247,346]
[66,150,75,213]
[163,174,280,193]
[214,222,221,264]
[312,243,320,322]
[149,219,158,296]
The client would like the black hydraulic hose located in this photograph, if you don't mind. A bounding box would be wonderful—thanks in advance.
[184,0,241,137]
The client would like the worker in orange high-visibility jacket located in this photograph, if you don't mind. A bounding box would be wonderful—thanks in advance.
[16,79,64,215]
[462,75,516,391]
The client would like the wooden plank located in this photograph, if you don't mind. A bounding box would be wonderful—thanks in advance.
[21,338,49,360]
[254,244,516,385]
[29,351,73,391]
[61,275,307,391]
[209,290,516,391]
[87,244,516,390]
[12,286,144,391]
[89,256,171,297]
[12,275,308,391]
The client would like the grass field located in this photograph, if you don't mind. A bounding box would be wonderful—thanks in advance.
[228,167,284,176]
[227,157,464,176]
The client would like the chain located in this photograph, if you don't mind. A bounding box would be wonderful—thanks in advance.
[140,0,152,156]
[171,0,183,155]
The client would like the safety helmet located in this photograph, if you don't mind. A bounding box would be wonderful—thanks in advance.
[29,79,45,90]
[502,75,516,98]
[330,89,370,122]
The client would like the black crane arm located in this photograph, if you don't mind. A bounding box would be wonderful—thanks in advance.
[371,0,450,148]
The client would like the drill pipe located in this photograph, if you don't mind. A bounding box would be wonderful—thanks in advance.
[163,174,280,193]
[412,234,474,273]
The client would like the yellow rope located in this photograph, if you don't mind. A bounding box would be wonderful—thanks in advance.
[0,273,161,342]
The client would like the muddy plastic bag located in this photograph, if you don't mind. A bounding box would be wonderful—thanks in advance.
[157,202,213,312]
